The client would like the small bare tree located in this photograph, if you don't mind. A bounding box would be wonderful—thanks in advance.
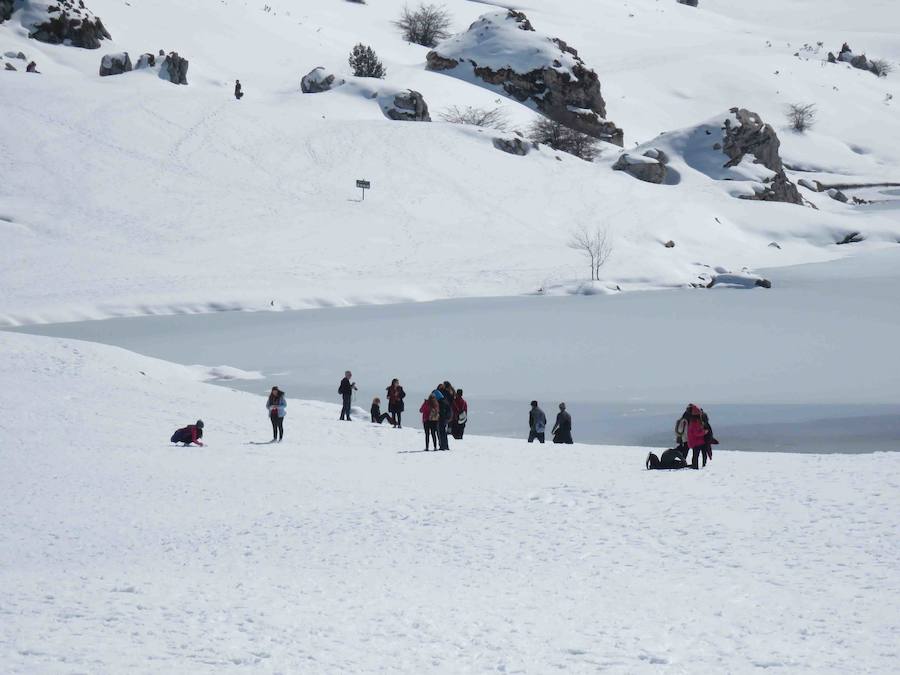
[569,226,613,281]
[395,3,452,48]
[529,117,599,161]
[786,103,817,132]
[438,105,509,130]
[869,59,893,77]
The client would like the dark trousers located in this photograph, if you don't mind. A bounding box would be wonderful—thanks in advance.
[528,430,545,443]
[438,419,450,449]
[340,394,352,420]
[691,446,708,469]
[372,413,393,425]
[270,415,283,440]
[424,421,438,449]
[390,409,402,427]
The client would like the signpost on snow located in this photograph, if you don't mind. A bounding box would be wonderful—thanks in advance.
[356,179,371,201]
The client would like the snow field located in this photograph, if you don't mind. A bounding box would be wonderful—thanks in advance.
[1,330,898,673]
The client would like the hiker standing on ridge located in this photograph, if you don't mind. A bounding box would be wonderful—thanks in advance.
[528,401,547,444]
[339,371,357,421]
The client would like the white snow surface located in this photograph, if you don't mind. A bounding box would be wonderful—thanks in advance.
[1,330,898,673]
[1,0,899,325]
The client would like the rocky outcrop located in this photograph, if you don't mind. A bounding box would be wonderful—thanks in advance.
[826,43,889,77]
[301,66,344,93]
[426,10,623,145]
[721,108,803,205]
[381,89,430,121]
[493,136,532,156]
[613,148,669,184]
[161,52,188,85]
[26,0,112,49]
[0,0,13,24]
[827,188,849,203]
[99,52,132,77]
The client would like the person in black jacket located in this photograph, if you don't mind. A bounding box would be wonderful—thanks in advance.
[234,79,243,99]
[552,403,573,444]
[370,397,394,425]
[339,371,357,421]
[436,383,452,450]
[528,401,547,443]
[386,378,406,428]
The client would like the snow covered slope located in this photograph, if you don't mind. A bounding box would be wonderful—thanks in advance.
[1,0,899,324]
[1,330,898,672]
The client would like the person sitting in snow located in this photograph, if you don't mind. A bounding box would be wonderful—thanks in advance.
[170,420,205,446]
[370,397,395,426]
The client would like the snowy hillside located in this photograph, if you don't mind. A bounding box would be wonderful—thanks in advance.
[1,0,899,324]
[1,330,898,672]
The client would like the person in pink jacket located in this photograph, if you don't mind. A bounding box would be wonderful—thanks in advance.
[685,404,710,469]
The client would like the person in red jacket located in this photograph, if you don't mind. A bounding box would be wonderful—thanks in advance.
[419,395,440,451]
[170,420,205,446]
[685,404,709,469]
[451,388,468,439]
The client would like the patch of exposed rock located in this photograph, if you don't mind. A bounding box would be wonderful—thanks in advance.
[493,136,533,156]
[426,10,623,145]
[380,89,430,122]
[0,0,13,23]
[99,52,132,77]
[161,52,188,85]
[25,0,112,49]
[301,66,344,93]
[721,108,803,205]
[613,148,669,184]
[827,42,889,77]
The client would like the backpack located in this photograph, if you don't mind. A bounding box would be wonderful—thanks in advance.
[646,452,661,470]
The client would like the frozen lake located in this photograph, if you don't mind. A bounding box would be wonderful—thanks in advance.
[14,250,900,453]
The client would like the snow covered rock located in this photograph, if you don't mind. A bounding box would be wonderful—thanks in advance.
[827,188,849,203]
[300,66,344,93]
[3,61,15,71]
[379,89,431,122]
[0,0,13,23]
[613,148,668,184]
[721,108,803,205]
[798,178,821,192]
[99,52,132,77]
[426,10,623,146]
[827,43,887,77]
[160,51,188,85]
[135,53,156,69]
[20,0,112,49]
[493,136,532,156]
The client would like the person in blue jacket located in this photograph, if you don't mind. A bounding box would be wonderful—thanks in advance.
[266,386,287,442]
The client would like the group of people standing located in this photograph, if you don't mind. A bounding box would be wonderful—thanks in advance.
[646,403,717,470]
[418,382,468,451]
[528,401,573,444]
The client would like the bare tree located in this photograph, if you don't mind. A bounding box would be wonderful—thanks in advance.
[869,59,893,77]
[438,105,509,130]
[395,3,452,48]
[529,117,599,161]
[786,103,817,132]
[348,43,386,78]
[569,226,613,281]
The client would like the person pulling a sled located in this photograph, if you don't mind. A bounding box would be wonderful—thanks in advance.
[171,420,205,446]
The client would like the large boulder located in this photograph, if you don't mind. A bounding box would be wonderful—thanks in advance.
[99,52,132,77]
[493,136,532,156]
[380,89,431,121]
[135,52,156,69]
[160,51,188,85]
[426,10,623,146]
[24,0,112,49]
[301,66,344,93]
[613,148,668,184]
[721,108,803,205]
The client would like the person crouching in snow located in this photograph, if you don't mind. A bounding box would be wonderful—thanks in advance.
[171,420,205,446]
[266,386,287,442]
[685,404,710,469]
[371,397,395,426]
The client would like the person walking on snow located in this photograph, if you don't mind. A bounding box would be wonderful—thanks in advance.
[170,420,205,446]
[552,403,573,444]
[266,386,286,442]
[386,378,406,428]
[234,79,243,100]
[451,388,468,439]
[528,401,547,444]
[339,371,357,421]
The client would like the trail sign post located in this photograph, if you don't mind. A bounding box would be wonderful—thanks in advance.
[356,179,371,200]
